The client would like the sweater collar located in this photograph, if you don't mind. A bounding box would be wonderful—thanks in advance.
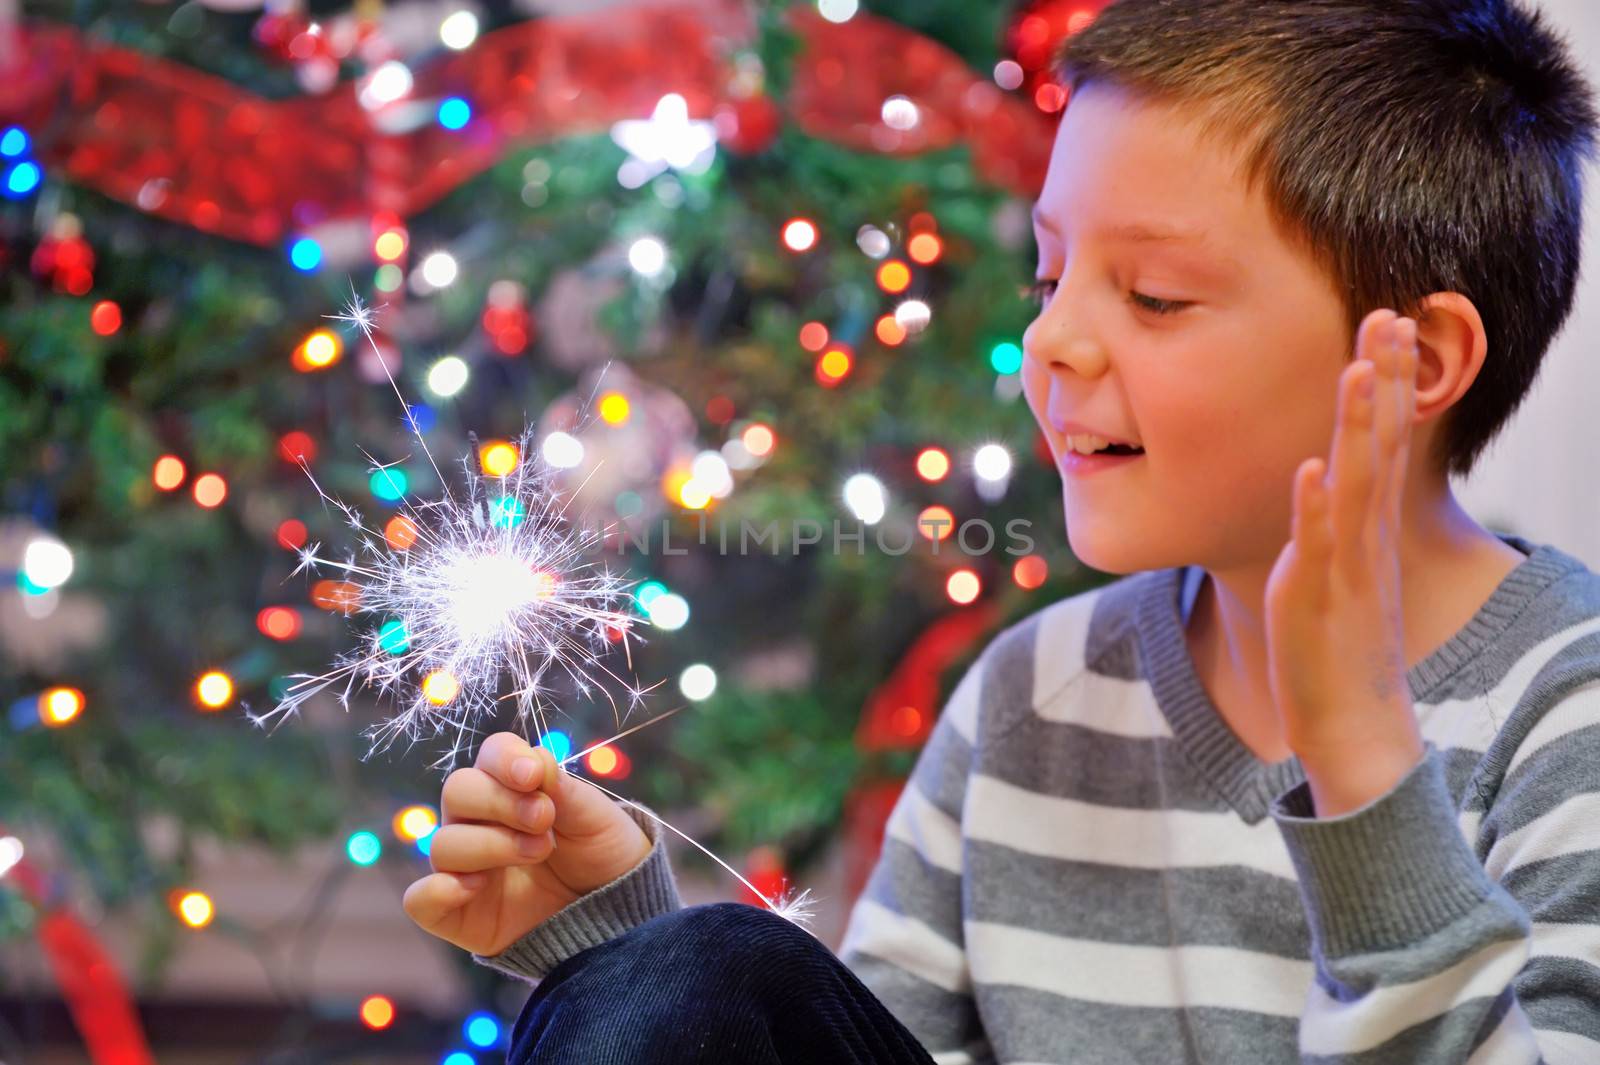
[1131,533,1579,823]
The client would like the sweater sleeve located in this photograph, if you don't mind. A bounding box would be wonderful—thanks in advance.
[1268,689,1600,1064]
[838,650,994,1065]
[470,800,684,984]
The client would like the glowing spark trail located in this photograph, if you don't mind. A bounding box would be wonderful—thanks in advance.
[249,289,817,929]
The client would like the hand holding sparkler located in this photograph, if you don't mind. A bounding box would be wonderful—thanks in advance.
[402,731,652,957]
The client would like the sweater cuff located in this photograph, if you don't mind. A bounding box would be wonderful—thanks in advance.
[1270,742,1495,960]
[470,801,683,984]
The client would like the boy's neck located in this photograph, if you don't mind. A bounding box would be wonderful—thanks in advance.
[1184,490,1527,765]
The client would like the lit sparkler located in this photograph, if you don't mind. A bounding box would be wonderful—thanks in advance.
[249,289,816,927]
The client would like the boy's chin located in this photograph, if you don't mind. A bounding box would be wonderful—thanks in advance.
[1061,515,1155,577]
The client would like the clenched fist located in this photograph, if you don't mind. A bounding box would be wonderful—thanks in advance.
[402,731,653,957]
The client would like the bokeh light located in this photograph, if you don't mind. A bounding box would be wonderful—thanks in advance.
[973,443,1013,482]
[539,730,572,762]
[193,473,228,508]
[22,537,73,590]
[990,341,1024,375]
[276,519,308,551]
[1013,554,1049,590]
[946,569,982,605]
[427,355,469,397]
[288,237,322,272]
[256,606,302,641]
[195,671,234,709]
[311,579,361,613]
[798,321,829,351]
[175,891,214,928]
[90,300,122,336]
[917,505,955,541]
[875,315,906,346]
[646,593,689,630]
[300,329,342,370]
[843,473,887,525]
[438,97,472,130]
[393,805,439,842]
[278,430,316,465]
[439,10,479,49]
[384,515,418,550]
[679,663,717,701]
[876,260,911,293]
[377,618,410,655]
[816,346,852,386]
[479,440,519,477]
[41,687,85,727]
[346,830,382,866]
[360,995,395,1031]
[742,423,775,457]
[422,670,460,705]
[598,392,631,425]
[915,447,950,482]
[907,232,943,264]
[369,468,409,502]
[152,454,186,491]
[782,218,818,252]
[374,229,407,261]
[464,1012,501,1048]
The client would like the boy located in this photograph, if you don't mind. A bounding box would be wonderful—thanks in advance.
[404,1,1600,1061]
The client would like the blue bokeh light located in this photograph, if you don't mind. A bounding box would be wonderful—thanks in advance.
[289,237,323,272]
[441,1053,475,1065]
[464,1012,501,1047]
[416,827,436,856]
[405,403,437,434]
[0,127,29,158]
[438,97,472,131]
[538,730,572,763]
[346,830,382,866]
[5,162,41,198]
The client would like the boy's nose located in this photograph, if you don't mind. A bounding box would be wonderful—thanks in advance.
[1023,319,1111,379]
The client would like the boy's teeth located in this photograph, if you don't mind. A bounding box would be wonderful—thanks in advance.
[1066,434,1143,456]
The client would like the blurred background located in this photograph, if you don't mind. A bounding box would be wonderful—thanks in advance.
[1,0,1596,1062]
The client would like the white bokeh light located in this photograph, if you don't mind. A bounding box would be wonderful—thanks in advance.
[628,237,667,277]
[427,356,469,398]
[541,431,585,470]
[679,663,718,701]
[22,537,74,590]
[359,61,413,110]
[818,0,858,23]
[843,473,888,525]
[973,443,1013,482]
[648,592,690,630]
[439,10,479,50]
[881,95,920,131]
[420,251,459,288]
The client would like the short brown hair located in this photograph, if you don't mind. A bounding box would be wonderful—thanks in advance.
[1059,0,1596,479]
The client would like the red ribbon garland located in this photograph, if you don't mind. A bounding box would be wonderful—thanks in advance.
[4,849,156,1065]
[0,2,1054,248]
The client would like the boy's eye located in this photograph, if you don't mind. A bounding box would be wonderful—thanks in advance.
[1022,281,1192,317]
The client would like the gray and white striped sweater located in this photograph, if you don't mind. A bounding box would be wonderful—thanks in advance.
[476,533,1600,1064]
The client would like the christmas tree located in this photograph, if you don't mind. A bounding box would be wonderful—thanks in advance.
[1,0,1109,1055]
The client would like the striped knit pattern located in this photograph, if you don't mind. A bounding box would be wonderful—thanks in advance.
[478,533,1600,1064]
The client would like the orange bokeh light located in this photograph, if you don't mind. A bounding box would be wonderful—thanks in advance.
[1013,554,1049,590]
[41,687,85,727]
[311,579,362,614]
[875,315,906,346]
[907,233,943,265]
[384,515,418,551]
[359,995,395,1030]
[915,447,950,482]
[917,506,955,541]
[256,607,302,641]
[816,347,853,386]
[798,321,829,352]
[152,455,187,491]
[193,473,228,508]
[422,670,460,706]
[876,260,911,294]
[195,671,234,709]
[479,440,519,478]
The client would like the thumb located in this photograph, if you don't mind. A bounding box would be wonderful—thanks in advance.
[402,871,487,932]
[545,757,634,838]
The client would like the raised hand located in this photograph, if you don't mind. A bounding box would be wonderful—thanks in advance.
[1263,310,1427,817]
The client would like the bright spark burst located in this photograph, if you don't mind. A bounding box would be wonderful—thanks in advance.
[247,292,651,771]
[247,289,817,930]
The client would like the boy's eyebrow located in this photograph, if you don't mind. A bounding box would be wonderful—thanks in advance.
[1031,204,1212,247]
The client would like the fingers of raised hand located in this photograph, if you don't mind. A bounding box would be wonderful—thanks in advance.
[441,766,555,834]
[402,871,483,933]
[428,821,555,874]
[475,731,558,794]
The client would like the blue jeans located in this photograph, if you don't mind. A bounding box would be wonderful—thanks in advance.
[507,902,939,1064]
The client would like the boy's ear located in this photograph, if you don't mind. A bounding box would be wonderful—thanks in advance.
[1410,292,1488,422]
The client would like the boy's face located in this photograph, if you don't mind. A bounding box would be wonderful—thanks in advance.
[1023,82,1355,576]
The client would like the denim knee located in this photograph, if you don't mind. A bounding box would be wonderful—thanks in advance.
[508,903,820,1059]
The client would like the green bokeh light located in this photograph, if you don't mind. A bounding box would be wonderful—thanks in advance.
[369,468,408,501]
[989,341,1023,375]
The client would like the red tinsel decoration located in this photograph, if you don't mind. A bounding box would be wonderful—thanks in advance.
[0,2,1055,247]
